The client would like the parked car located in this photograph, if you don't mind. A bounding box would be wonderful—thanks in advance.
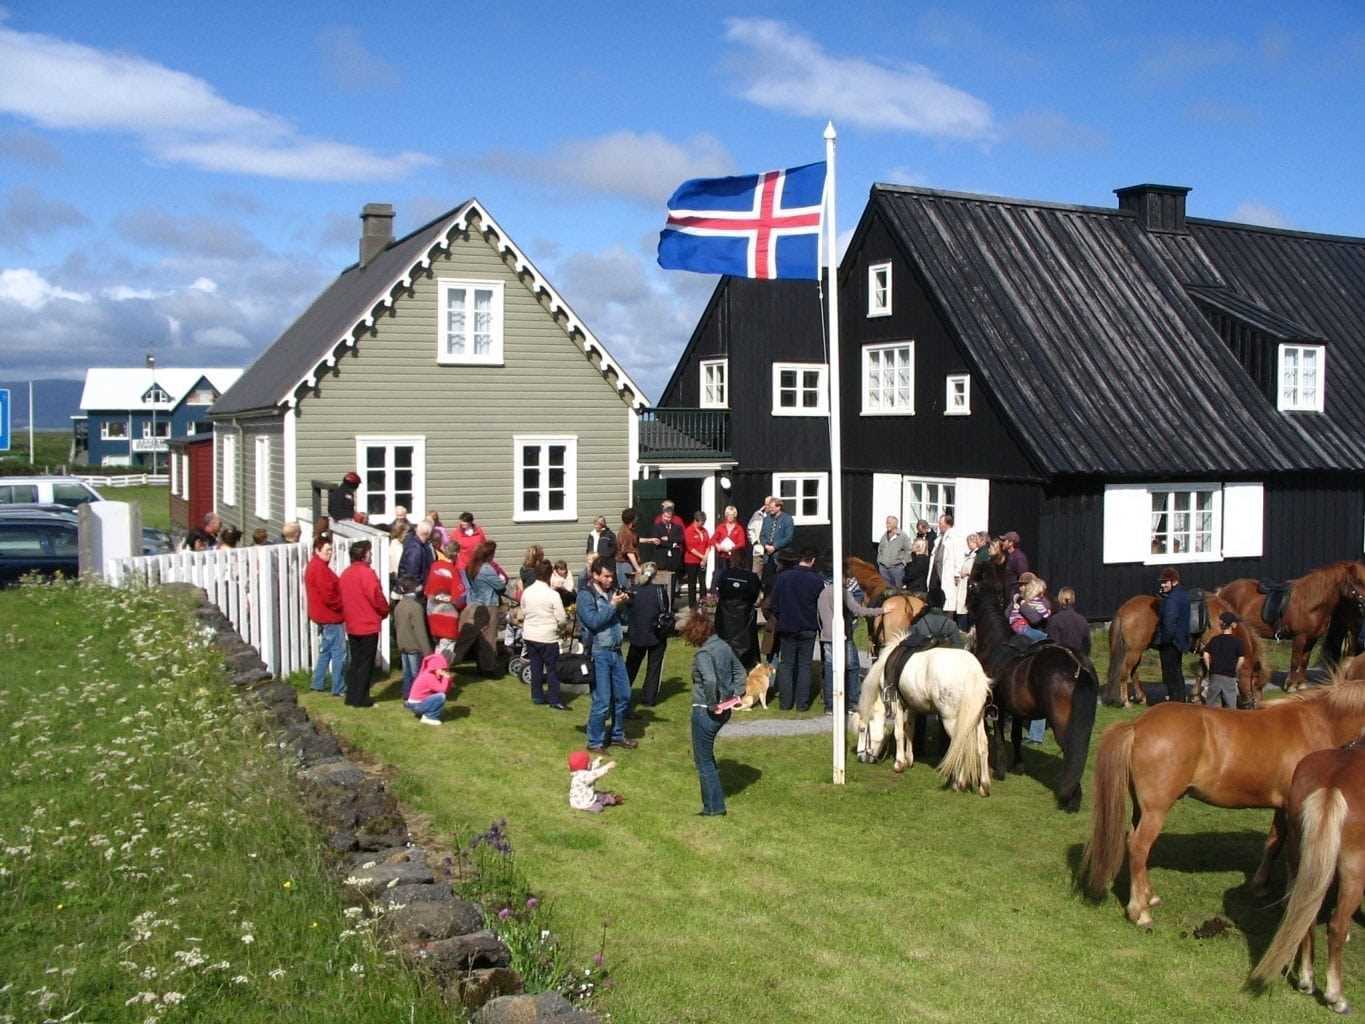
[0,509,79,586]
[0,476,103,508]
[0,505,172,558]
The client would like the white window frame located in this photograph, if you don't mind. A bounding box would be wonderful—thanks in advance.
[867,261,892,317]
[902,476,956,528]
[1277,343,1325,412]
[772,472,829,526]
[355,435,426,523]
[142,419,170,439]
[100,420,128,440]
[1146,483,1223,564]
[142,385,171,404]
[254,436,271,520]
[861,342,915,416]
[700,358,728,409]
[436,278,504,366]
[169,450,179,496]
[513,435,578,523]
[179,453,191,500]
[945,373,971,416]
[771,362,828,417]
[221,433,237,506]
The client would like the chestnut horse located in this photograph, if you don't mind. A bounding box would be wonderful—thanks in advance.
[847,557,926,659]
[1250,741,1365,1014]
[1218,561,1365,692]
[1106,593,1266,707]
[1081,670,1365,928]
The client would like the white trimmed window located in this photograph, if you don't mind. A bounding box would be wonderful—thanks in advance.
[1278,344,1324,412]
[437,279,504,365]
[179,453,191,500]
[1148,485,1221,562]
[1103,482,1240,564]
[904,477,955,527]
[142,385,171,404]
[169,451,179,495]
[700,359,728,408]
[514,436,577,522]
[867,262,892,317]
[222,433,237,506]
[142,420,170,439]
[186,385,217,405]
[100,420,128,440]
[862,342,914,415]
[356,436,425,521]
[254,436,271,520]
[773,472,829,525]
[945,374,971,415]
[772,362,828,416]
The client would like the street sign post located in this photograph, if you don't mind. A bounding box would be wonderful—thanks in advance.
[0,388,10,453]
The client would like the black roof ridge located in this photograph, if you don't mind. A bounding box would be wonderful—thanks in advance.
[1186,214,1365,247]
[872,182,1133,219]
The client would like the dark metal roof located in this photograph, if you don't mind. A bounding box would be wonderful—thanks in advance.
[870,184,1365,477]
[1186,286,1326,342]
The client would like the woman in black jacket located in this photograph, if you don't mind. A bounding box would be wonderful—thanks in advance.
[903,538,930,594]
[625,563,671,708]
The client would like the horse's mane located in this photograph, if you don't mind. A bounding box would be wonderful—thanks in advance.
[1294,560,1365,606]
[846,557,886,601]
[1324,668,1365,715]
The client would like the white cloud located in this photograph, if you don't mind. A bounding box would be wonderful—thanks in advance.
[103,284,160,301]
[0,23,432,181]
[192,325,250,348]
[190,276,217,293]
[723,18,995,141]
[1230,201,1292,229]
[478,131,735,204]
[0,267,90,309]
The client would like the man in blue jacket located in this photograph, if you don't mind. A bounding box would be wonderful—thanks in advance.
[398,519,435,594]
[1156,567,1191,703]
[758,498,795,589]
[578,558,638,751]
[769,548,826,710]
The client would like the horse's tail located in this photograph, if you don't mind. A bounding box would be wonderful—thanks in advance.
[1079,720,1136,899]
[1056,656,1099,813]
[1249,786,1347,988]
[936,659,991,794]
[1104,616,1127,706]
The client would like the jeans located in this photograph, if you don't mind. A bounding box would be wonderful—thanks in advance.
[405,693,446,720]
[345,633,379,706]
[877,564,904,589]
[1026,719,1046,743]
[776,631,816,710]
[527,640,561,705]
[400,651,422,700]
[587,648,630,747]
[312,622,347,694]
[820,638,863,710]
[691,705,729,814]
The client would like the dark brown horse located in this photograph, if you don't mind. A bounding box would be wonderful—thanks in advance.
[1250,742,1365,1013]
[847,557,925,660]
[1219,561,1365,692]
[1106,593,1266,707]
[967,555,1098,813]
[1081,669,1365,928]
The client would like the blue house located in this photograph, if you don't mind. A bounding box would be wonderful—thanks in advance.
[76,367,243,468]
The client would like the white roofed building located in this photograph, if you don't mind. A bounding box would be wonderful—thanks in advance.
[75,366,243,468]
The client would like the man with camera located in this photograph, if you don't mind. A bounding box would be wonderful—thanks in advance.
[578,557,639,752]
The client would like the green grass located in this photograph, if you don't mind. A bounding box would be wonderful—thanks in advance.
[0,429,72,472]
[118,483,171,532]
[301,627,1337,1024]
[0,581,451,1024]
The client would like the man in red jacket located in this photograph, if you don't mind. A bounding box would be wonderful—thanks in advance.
[339,539,390,707]
[305,533,347,695]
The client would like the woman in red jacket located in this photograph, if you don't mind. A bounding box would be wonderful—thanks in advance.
[683,510,711,610]
[339,540,391,707]
[711,504,747,577]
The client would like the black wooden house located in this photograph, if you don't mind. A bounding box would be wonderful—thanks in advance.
[649,181,1365,615]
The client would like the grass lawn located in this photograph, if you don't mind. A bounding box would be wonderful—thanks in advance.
[0,429,72,472]
[117,483,171,531]
[0,582,449,1024]
[301,627,1340,1024]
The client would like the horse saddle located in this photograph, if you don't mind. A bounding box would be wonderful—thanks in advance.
[1004,633,1048,658]
[1256,580,1291,629]
[1187,588,1209,637]
[881,643,917,707]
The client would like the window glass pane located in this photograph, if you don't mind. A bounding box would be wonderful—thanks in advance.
[45,526,78,557]
[367,469,385,491]
[549,445,566,467]
[522,468,539,490]
[447,287,466,354]
[548,468,565,488]
[0,527,45,556]
[524,490,540,511]
[473,289,493,355]
[394,446,413,468]
[394,470,412,491]
[548,490,565,511]
[366,447,384,468]
[780,369,796,388]
[52,483,94,508]
[395,491,413,508]
[522,446,540,467]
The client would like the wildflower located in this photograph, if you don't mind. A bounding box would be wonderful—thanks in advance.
[593,952,605,967]
[267,968,285,980]
[240,934,254,945]
[281,880,293,891]
[498,908,512,921]
[230,975,248,986]
[526,897,539,910]
[161,992,184,1006]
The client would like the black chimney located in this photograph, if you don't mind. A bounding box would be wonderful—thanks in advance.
[359,203,395,267]
[1114,184,1191,233]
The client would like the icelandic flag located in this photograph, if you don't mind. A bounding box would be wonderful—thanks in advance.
[657,161,826,280]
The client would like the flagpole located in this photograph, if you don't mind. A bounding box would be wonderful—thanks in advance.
[825,122,847,786]
[28,380,35,465]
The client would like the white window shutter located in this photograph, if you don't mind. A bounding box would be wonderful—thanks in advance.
[1103,484,1150,564]
[871,473,902,541]
[953,477,990,535]
[1222,483,1264,558]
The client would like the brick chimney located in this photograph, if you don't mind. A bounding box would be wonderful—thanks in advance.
[359,203,395,267]
[1114,184,1191,233]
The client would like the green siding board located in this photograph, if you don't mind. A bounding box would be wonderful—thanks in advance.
[214,417,285,537]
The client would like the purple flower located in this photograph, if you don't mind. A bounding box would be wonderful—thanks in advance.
[592,952,605,967]
[526,897,539,910]
[498,907,512,921]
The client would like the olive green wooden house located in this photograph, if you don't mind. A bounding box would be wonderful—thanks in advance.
[208,201,644,562]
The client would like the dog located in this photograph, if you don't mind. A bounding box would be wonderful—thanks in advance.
[739,663,775,710]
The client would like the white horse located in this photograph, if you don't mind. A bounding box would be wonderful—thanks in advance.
[852,641,993,797]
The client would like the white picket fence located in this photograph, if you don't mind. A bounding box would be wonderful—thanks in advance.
[108,520,392,677]
[78,473,169,488]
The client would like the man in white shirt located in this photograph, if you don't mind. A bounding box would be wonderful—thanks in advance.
[928,513,971,621]
[748,495,774,573]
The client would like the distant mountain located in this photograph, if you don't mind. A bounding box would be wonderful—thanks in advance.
[0,379,84,429]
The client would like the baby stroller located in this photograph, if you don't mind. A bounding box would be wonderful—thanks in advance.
[508,588,591,687]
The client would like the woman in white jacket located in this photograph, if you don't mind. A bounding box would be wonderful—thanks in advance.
[521,559,569,709]
[928,514,971,622]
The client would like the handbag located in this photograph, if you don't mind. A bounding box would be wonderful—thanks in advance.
[654,587,675,637]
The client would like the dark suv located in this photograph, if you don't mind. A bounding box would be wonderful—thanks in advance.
[0,509,80,586]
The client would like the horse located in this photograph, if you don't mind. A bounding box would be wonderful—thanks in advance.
[1080,668,1365,928]
[846,556,926,659]
[852,641,992,796]
[1218,561,1365,692]
[1249,741,1365,1014]
[967,555,1099,813]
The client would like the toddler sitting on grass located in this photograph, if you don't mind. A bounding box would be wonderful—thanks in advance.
[568,750,622,813]
[405,652,453,726]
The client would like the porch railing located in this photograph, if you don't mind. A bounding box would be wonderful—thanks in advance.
[637,407,731,461]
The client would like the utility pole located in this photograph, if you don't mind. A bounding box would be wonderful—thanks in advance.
[28,380,34,465]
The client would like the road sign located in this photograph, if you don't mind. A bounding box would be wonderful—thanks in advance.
[0,389,9,452]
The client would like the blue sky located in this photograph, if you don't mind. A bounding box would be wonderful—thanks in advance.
[1,1,1362,400]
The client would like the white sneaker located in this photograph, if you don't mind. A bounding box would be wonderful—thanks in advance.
[419,717,443,727]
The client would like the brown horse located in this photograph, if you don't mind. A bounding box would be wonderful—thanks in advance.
[847,557,926,658]
[1080,670,1365,928]
[1218,562,1365,692]
[1250,742,1365,1014]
